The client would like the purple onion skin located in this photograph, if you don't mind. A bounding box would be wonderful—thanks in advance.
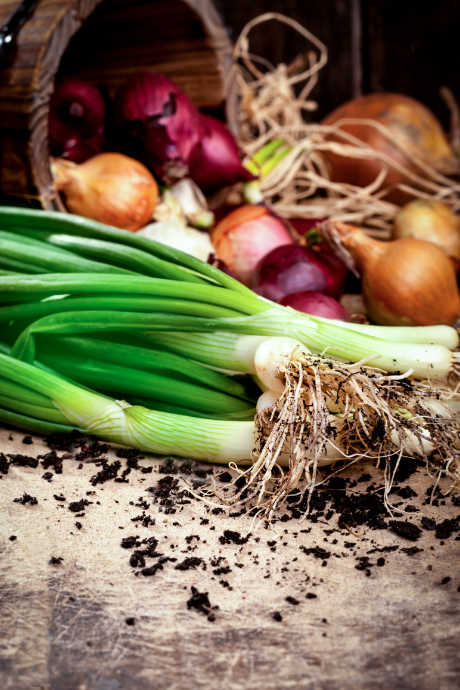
[49,78,106,162]
[188,115,255,191]
[115,71,206,183]
[252,244,346,302]
[280,291,350,320]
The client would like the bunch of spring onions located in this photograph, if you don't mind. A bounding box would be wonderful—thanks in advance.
[0,206,458,514]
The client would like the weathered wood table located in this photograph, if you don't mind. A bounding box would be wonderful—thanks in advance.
[1,425,459,690]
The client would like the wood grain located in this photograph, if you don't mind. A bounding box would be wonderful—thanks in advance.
[0,0,232,204]
[216,0,357,121]
[362,0,460,131]
[1,427,459,690]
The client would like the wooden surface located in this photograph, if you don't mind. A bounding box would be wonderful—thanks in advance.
[1,426,459,690]
[216,0,460,126]
[0,0,232,202]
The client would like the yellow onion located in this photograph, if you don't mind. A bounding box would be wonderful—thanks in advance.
[322,93,458,204]
[52,153,158,231]
[392,199,460,266]
[329,221,460,326]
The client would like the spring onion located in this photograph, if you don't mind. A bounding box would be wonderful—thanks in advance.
[1,271,457,378]
[0,351,256,462]
[0,204,458,515]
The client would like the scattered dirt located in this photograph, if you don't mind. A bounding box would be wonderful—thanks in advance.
[2,425,459,636]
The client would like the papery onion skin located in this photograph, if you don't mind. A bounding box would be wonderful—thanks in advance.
[392,199,460,262]
[188,115,255,191]
[322,93,457,204]
[252,244,347,302]
[137,220,213,261]
[280,290,350,320]
[52,153,158,231]
[49,77,106,163]
[211,205,293,285]
[330,221,460,326]
[115,71,206,183]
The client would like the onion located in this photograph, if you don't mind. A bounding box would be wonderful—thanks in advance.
[287,217,327,237]
[392,199,460,264]
[324,220,460,326]
[252,244,347,302]
[52,153,158,231]
[187,115,255,191]
[115,71,206,183]
[280,291,350,320]
[211,205,293,285]
[169,178,214,229]
[322,93,458,204]
[137,220,213,262]
[49,77,106,163]
[207,254,239,280]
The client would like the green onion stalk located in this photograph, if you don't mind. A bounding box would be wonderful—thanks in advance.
[0,335,457,517]
[0,351,255,461]
[0,206,459,513]
[0,271,458,378]
[243,139,293,203]
[0,205,457,372]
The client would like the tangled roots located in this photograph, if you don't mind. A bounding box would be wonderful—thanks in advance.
[223,353,460,520]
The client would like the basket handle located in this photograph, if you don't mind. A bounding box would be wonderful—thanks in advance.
[0,0,39,67]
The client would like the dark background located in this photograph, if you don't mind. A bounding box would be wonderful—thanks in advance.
[215,0,460,128]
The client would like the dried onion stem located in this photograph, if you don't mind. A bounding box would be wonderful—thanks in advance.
[227,13,460,235]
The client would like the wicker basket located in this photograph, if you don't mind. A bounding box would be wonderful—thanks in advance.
[0,0,233,208]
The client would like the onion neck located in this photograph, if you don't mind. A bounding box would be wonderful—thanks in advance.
[333,221,385,273]
[51,158,80,192]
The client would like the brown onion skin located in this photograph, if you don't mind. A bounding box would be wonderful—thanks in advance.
[332,221,460,326]
[392,199,460,262]
[322,93,456,204]
[52,153,158,231]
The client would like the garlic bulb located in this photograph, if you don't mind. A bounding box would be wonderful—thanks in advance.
[137,220,213,262]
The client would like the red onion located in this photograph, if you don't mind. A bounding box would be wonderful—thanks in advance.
[288,217,326,236]
[211,205,294,285]
[188,115,255,191]
[280,291,350,320]
[115,71,206,183]
[49,78,106,162]
[252,244,347,302]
